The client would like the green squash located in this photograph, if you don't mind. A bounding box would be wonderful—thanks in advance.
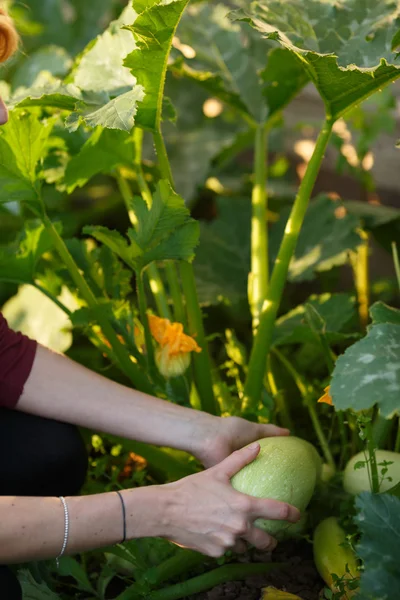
[231,436,321,537]
[343,449,400,495]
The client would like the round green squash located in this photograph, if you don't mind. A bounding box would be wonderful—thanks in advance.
[231,436,321,537]
[343,449,400,495]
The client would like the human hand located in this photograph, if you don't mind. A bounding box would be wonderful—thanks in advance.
[159,442,300,557]
[193,415,289,469]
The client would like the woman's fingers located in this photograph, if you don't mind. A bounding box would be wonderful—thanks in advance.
[257,424,290,437]
[248,497,300,524]
[217,442,260,479]
[0,97,8,125]
[242,525,277,552]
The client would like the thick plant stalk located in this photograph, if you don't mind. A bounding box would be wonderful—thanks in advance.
[136,271,156,372]
[242,119,333,413]
[117,172,171,320]
[365,419,380,493]
[180,261,220,416]
[147,563,280,600]
[153,128,218,414]
[250,123,268,330]
[266,354,293,430]
[144,550,205,586]
[153,129,186,323]
[42,215,153,394]
[351,230,370,330]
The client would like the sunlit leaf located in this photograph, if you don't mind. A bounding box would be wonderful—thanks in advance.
[124,0,190,130]
[174,3,308,123]
[84,180,199,271]
[331,323,400,417]
[236,0,400,120]
[64,128,135,192]
[355,492,400,600]
[0,221,55,283]
[0,111,53,205]
[273,293,357,347]
[269,195,362,282]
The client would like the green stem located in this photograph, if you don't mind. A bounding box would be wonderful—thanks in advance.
[133,128,153,206]
[153,128,186,324]
[392,241,400,295]
[250,123,268,330]
[42,215,152,393]
[266,354,293,430]
[351,230,370,330]
[147,563,281,600]
[154,129,175,186]
[144,550,205,587]
[117,166,171,321]
[273,348,335,470]
[242,118,333,413]
[372,413,392,448]
[165,265,185,324]
[153,126,217,412]
[137,271,155,371]
[365,419,380,493]
[180,261,219,415]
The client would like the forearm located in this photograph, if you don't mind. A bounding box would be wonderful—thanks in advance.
[0,486,165,563]
[18,345,213,455]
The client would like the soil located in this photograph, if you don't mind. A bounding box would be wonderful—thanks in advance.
[188,540,324,600]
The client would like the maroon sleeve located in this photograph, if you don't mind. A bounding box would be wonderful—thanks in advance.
[0,312,38,408]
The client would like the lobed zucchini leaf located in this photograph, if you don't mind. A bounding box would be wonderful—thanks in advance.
[236,0,400,121]
[331,321,400,417]
[0,111,53,206]
[9,6,145,132]
[172,3,308,125]
[84,180,199,272]
[0,221,56,284]
[355,492,400,600]
[124,0,190,131]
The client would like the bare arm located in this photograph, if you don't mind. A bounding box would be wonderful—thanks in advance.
[18,345,286,465]
[1,444,300,563]
[17,344,213,457]
[0,486,161,564]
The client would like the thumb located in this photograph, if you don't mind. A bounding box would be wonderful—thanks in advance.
[218,442,260,480]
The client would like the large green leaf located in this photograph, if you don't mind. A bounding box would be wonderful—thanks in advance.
[12,46,72,89]
[0,111,53,205]
[370,302,400,326]
[64,128,135,192]
[194,197,250,306]
[355,492,400,600]
[9,6,145,133]
[84,180,199,272]
[331,323,400,417]
[173,3,308,124]
[124,0,190,130]
[0,221,55,283]
[269,195,362,282]
[273,293,357,347]
[18,568,63,600]
[237,0,400,120]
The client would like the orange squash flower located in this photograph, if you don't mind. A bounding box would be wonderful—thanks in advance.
[318,385,333,406]
[148,315,201,378]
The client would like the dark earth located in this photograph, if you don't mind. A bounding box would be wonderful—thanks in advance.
[189,540,324,600]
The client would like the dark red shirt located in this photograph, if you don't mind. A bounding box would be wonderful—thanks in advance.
[0,312,37,408]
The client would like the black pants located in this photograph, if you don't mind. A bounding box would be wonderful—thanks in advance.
[0,408,88,599]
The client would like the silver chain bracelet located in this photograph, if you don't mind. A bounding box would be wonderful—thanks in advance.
[56,496,69,568]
